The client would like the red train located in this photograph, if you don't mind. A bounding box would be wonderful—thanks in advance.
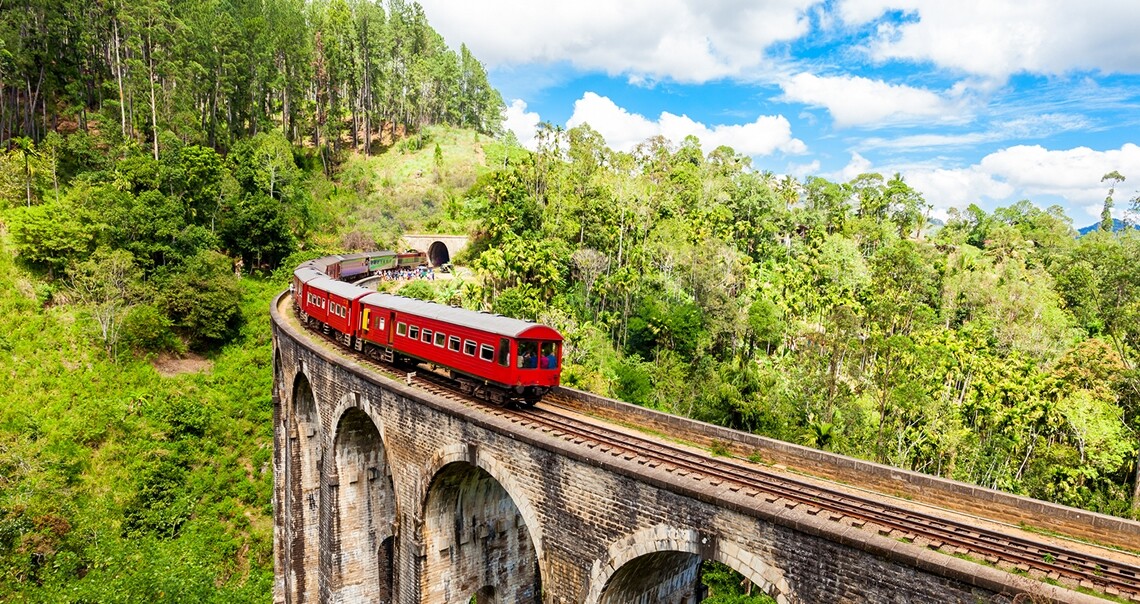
[292,251,562,405]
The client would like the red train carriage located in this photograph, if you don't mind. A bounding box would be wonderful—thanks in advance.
[356,293,561,404]
[298,277,371,347]
[292,266,327,312]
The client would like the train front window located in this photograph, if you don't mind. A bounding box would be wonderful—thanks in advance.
[517,341,539,369]
[540,341,560,369]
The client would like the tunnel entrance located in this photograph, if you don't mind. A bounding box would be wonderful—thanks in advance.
[428,241,450,266]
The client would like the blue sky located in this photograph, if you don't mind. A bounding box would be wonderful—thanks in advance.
[417,0,1140,226]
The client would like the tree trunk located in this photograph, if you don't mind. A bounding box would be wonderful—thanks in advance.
[147,31,159,160]
[112,15,127,138]
[1133,456,1140,510]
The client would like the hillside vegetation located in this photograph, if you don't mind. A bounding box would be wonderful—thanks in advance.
[387,129,1140,520]
[0,0,509,598]
[0,232,279,600]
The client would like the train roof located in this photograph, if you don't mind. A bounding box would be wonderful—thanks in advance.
[308,277,372,301]
[360,293,562,340]
[339,252,369,261]
[293,266,327,283]
[305,256,341,273]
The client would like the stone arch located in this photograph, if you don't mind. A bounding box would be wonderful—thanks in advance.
[324,401,396,603]
[427,241,450,266]
[469,585,498,603]
[285,371,322,604]
[417,445,547,572]
[419,452,541,603]
[584,525,790,604]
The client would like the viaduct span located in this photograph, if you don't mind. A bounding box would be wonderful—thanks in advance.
[271,293,1138,604]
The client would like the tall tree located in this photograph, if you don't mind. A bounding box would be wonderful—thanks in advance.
[1101,171,1125,232]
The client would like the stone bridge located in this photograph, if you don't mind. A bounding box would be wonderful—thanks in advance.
[399,234,469,267]
[270,293,1133,604]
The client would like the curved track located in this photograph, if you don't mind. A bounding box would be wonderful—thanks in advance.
[289,296,1140,602]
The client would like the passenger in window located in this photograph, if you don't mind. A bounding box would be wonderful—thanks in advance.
[541,342,557,369]
[518,341,538,369]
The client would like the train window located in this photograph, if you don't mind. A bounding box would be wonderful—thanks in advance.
[463,340,476,356]
[375,316,385,330]
[479,344,495,362]
[517,341,538,370]
[396,322,407,337]
[409,325,420,340]
[434,332,446,347]
[498,338,510,367]
[540,341,560,369]
[448,336,461,351]
[422,329,433,343]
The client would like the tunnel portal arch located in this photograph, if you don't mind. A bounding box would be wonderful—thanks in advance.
[428,241,451,266]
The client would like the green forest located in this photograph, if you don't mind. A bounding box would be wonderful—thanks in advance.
[2,0,1139,601]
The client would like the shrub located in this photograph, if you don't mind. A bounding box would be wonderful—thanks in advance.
[122,304,184,356]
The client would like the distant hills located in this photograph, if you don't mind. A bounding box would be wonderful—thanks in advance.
[1077,218,1140,236]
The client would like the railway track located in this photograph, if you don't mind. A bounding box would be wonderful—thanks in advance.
[529,395,1140,602]
[290,301,1140,602]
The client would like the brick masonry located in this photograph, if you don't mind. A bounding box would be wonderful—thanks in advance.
[271,293,1115,604]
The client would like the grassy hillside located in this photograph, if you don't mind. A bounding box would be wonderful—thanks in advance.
[310,125,526,250]
[0,231,278,602]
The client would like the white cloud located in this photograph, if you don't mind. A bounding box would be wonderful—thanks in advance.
[787,159,822,178]
[566,92,806,156]
[904,167,1015,209]
[779,73,968,127]
[836,0,1140,79]
[502,99,542,150]
[978,143,1140,206]
[414,0,816,82]
[831,144,1140,220]
[833,152,875,182]
[859,113,1090,151]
